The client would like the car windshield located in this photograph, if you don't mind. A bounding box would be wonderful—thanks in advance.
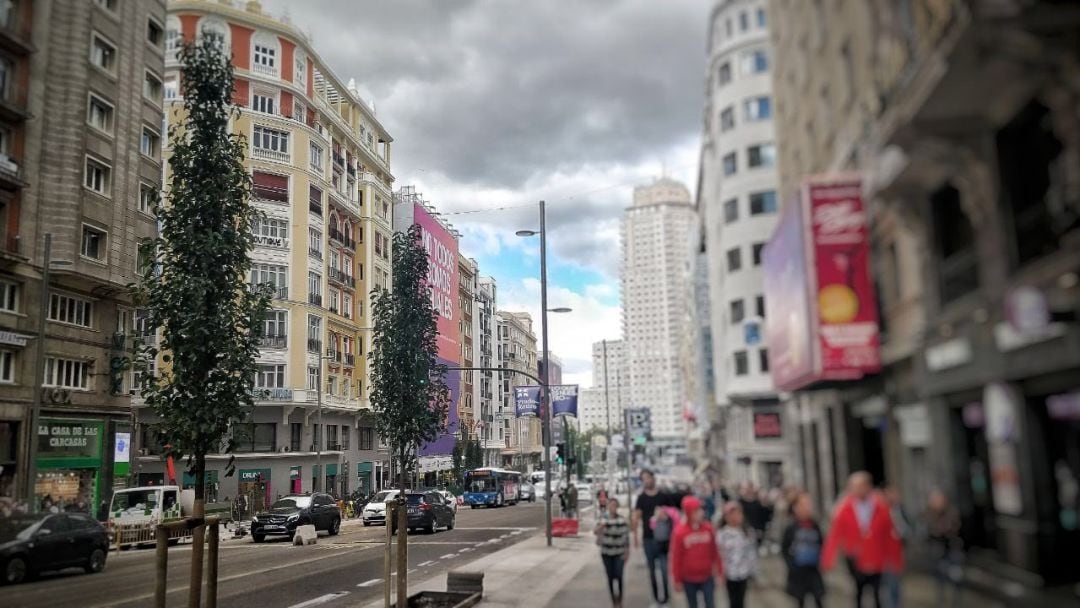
[111,489,159,514]
[270,496,311,509]
[371,491,396,503]
[0,516,41,542]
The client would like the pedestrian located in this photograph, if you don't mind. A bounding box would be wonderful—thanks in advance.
[717,501,757,608]
[632,469,677,608]
[883,486,912,608]
[670,495,723,608]
[782,493,826,608]
[737,482,772,549]
[822,471,903,608]
[924,489,963,606]
[595,496,630,608]
[566,482,579,518]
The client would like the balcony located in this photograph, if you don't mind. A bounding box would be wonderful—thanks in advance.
[252,147,290,164]
[251,62,277,77]
[344,353,355,367]
[257,387,293,401]
[307,338,322,353]
[360,172,392,198]
[333,153,345,169]
[258,334,287,349]
[0,20,33,56]
[309,200,323,217]
[329,228,356,250]
[329,187,360,218]
[328,268,355,289]
[308,293,322,306]
[0,155,27,189]
[308,246,323,260]
[328,306,339,315]
[327,349,342,364]
[346,164,356,177]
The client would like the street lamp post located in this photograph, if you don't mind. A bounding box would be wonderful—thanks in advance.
[516,201,573,548]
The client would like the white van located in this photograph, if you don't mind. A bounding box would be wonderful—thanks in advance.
[108,485,193,548]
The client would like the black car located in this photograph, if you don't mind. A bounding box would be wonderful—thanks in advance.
[251,493,341,542]
[391,491,455,535]
[1,512,109,585]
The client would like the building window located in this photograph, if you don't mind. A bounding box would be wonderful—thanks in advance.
[741,49,768,75]
[0,56,12,103]
[87,94,114,134]
[752,242,765,266]
[733,351,748,376]
[730,299,745,324]
[263,309,287,338]
[739,11,749,31]
[755,294,765,318]
[141,127,160,160]
[252,125,289,158]
[90,33,117,73]
[253,43,276,70]
[84,156,111,195]
[164,77,179,100]
[308,227,323,259]
[307,365,318,390]
[165,23,181,54]
[718,62,731,86]
[139,183,157,215]
[931,183,979,303]
[359,427,374,451]
[44,357,90,390]
[747,143,775,168]
[309,142,324,172]
[93,0,116,11]
[749,190,777,215]
[81,225,106,261]
[250,263,288,297]
[719,107,734,132]
[49,293,93,327]
[252,91,275,114]
[294,54,306,88]
[725,18,732,37]
[744,96,771,121]
[255,364,285,388]
[0,350,12,383]
[0,280,17,312]
[252,171,289,203]
[722,152,736,176]
[342,426,350,450]
[251,217,288,245]
[147,19,164,47]
[726,247,742,272]
[144,71,163,102]
[290,423,302,451]
[342,293,352,319]
[757,7,767,28]
[328,288,340,314]
[308,271,322,302]
[716,200,737,227]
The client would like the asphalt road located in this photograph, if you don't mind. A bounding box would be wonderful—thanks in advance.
[5,501,547,608]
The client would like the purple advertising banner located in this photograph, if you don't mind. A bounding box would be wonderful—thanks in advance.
[420,361,460,456]
[514,385,542,418]
[762,194,816,391]
[551,385,579,418]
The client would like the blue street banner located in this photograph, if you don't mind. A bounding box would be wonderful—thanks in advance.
[514,385,541,418]
[551,384,579,418]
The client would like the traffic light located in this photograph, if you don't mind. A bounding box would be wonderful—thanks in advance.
[555,443,566,464]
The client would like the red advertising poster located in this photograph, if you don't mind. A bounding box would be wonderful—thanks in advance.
[806,175,881,380]
[753,412,783,439]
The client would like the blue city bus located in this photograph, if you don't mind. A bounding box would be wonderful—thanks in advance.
[462,468,522,508]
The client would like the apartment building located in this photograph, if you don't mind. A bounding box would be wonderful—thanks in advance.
[621,178,695,444]
[696,0,793,488]
[458,255,476,437]
[132,0,395,506]
[0,0,164,511]
[475,276,499,466]
[580,339,627,435]
[496,310,539,470]
[768,0,1080,590]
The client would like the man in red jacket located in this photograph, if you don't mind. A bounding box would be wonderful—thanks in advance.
[669,495,723,608]
[822,471,903,608]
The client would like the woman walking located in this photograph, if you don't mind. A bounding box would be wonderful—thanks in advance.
[717,502,758,608]
[671,495,724,608]
[595,497,630,607]
[782,493,826,608]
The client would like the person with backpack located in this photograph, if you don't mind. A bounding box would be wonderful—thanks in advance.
[782,493,826,608]
[670,495,723,608]
[717,501,758,608]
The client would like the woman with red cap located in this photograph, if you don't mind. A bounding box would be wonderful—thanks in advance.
[669,495,723,608]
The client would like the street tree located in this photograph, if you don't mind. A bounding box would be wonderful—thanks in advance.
[132,35,270,594]
[369,223,450,489]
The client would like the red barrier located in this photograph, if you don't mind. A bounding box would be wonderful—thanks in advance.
[552,518,579,537]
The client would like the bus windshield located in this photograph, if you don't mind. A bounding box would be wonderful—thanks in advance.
[468,477,497,493]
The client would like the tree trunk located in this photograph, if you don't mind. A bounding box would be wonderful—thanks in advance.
[189,453,206,608]
[396,449,408,606]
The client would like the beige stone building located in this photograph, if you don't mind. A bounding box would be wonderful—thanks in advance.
[768,0,1080,590]
[0,0,165,510]
[458,255,477,435]
[497,310,540,469]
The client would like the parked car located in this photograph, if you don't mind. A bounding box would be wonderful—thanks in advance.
[435,490,458,513]
[362,489,402,526]
[520,482,536,503]
[391,491,456,535]
[250,493,341,542]
[1,512,109,585]
[574,481,593,503]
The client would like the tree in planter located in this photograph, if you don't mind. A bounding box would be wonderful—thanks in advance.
[131,35,270,602]
[370,224,450,485]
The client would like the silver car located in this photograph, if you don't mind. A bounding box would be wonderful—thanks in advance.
[519,482,536,503]
[362,489,401,526]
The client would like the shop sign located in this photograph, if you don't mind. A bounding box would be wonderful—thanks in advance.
[0,330,29,347]
[238,469,270,483]
[752,412,783,439]
[114,432,131,463]
[894,403,930,447]
[984,383,1023,516]
[924,337,972,372]
[1047,392,1080,421]
[37,420,102,459]
[1005,286,1050,333]
[290,466,301,480]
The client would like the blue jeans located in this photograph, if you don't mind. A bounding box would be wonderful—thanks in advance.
[882,572,901,608]
[642,538,670,604]
[683,577,716,608]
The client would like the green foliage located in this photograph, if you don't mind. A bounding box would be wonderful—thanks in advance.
[369,224,450,485]
[131,37,271,495]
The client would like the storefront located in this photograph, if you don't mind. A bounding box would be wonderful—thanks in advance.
[357,462,372,494]
[0,421,18,499]
[181,469,220,503]
[34,418,106,513]
[312,463,337,496]
[289,465,302,494]
[237,468,271,513]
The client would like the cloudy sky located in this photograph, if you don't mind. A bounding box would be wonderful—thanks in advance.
[263,0,708,385]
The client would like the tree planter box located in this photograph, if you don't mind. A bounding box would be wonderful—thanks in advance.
[396,591,481,608]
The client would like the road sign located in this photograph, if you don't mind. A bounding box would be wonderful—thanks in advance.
[625,408,651,442]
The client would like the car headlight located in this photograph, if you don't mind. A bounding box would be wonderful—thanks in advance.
[287,513,299,521]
